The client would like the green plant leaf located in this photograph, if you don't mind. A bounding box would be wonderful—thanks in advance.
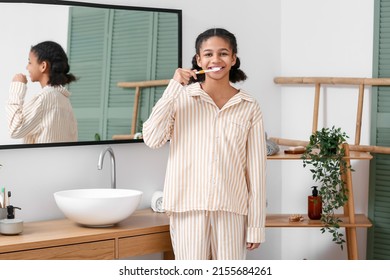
[301,126,352,250]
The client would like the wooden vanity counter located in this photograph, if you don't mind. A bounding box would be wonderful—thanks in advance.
[0,208,173,260]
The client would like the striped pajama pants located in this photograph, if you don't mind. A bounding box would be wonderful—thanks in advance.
[169,211,247,260]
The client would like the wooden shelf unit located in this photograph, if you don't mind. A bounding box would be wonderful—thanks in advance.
[268,76,389,260]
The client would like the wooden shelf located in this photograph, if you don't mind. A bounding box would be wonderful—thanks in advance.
[266,214,372,228]
[267,150,372,160]
[112,134,137,140]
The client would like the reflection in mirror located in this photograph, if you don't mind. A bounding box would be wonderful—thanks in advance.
[0,0,181,149]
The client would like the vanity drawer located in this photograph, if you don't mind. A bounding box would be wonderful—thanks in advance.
[118,231,172,258]
[0,239,115,260]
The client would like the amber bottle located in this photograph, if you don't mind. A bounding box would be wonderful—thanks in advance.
[308,186,322,220]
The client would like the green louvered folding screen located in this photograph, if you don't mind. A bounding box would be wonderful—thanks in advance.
[367,0,390,260]
[67,6,108,141]
[67,6,178,141]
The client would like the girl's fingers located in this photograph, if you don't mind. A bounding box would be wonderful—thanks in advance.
[246,243,260,250]
[12,74,27,83]
[173,68,197,85]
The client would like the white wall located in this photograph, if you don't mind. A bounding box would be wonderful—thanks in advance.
[0,3,69,144]
[0,0,375,259]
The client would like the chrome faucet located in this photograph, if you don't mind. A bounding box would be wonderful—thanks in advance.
[97,146,116,189]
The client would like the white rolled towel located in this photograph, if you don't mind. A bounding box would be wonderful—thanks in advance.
[151,191,165,213]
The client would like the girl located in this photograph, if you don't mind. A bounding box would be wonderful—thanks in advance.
[143,28,266,260]
[6,41,78,144]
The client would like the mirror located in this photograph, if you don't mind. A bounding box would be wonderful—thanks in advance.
[0,0,181,149]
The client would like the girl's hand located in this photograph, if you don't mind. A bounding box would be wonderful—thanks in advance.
[246,242,260,251]
[12,74,27,84]
[173,68,197,86]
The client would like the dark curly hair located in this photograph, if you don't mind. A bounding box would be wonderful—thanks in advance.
[189,28,247,84]
[30,41,76,86]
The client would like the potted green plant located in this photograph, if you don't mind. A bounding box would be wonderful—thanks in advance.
[301,126,353,249]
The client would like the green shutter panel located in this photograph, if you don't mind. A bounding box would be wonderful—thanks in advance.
[67,6,110,141]
[155,12,179,81]
[138,12,179,128]
[368,0,390,259]
[105,10,154,139]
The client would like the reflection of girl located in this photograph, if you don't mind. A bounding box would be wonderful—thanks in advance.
[6,41,77,144]
[143,28,266,260]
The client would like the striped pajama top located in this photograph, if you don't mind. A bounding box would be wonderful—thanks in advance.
[7,82,78,144]
[143,79,267,243]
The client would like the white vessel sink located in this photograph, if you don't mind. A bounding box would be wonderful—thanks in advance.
[54,188,143,227]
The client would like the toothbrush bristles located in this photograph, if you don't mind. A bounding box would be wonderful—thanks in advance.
[195,67,221,74]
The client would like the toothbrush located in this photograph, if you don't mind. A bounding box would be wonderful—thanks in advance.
[195,67,222,74]
[7,191,11,207]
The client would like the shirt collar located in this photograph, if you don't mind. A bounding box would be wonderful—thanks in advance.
[43,85,71,97]
[186,82,255,103]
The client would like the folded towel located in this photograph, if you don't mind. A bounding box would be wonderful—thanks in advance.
[265,132,280,156]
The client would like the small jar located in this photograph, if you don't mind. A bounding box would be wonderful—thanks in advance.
[0,219,23,235]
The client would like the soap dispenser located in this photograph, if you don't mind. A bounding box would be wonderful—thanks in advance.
[308,186,322,220]
[0,205,23,235]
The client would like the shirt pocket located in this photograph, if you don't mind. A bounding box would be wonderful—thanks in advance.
[228,119,250,144]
